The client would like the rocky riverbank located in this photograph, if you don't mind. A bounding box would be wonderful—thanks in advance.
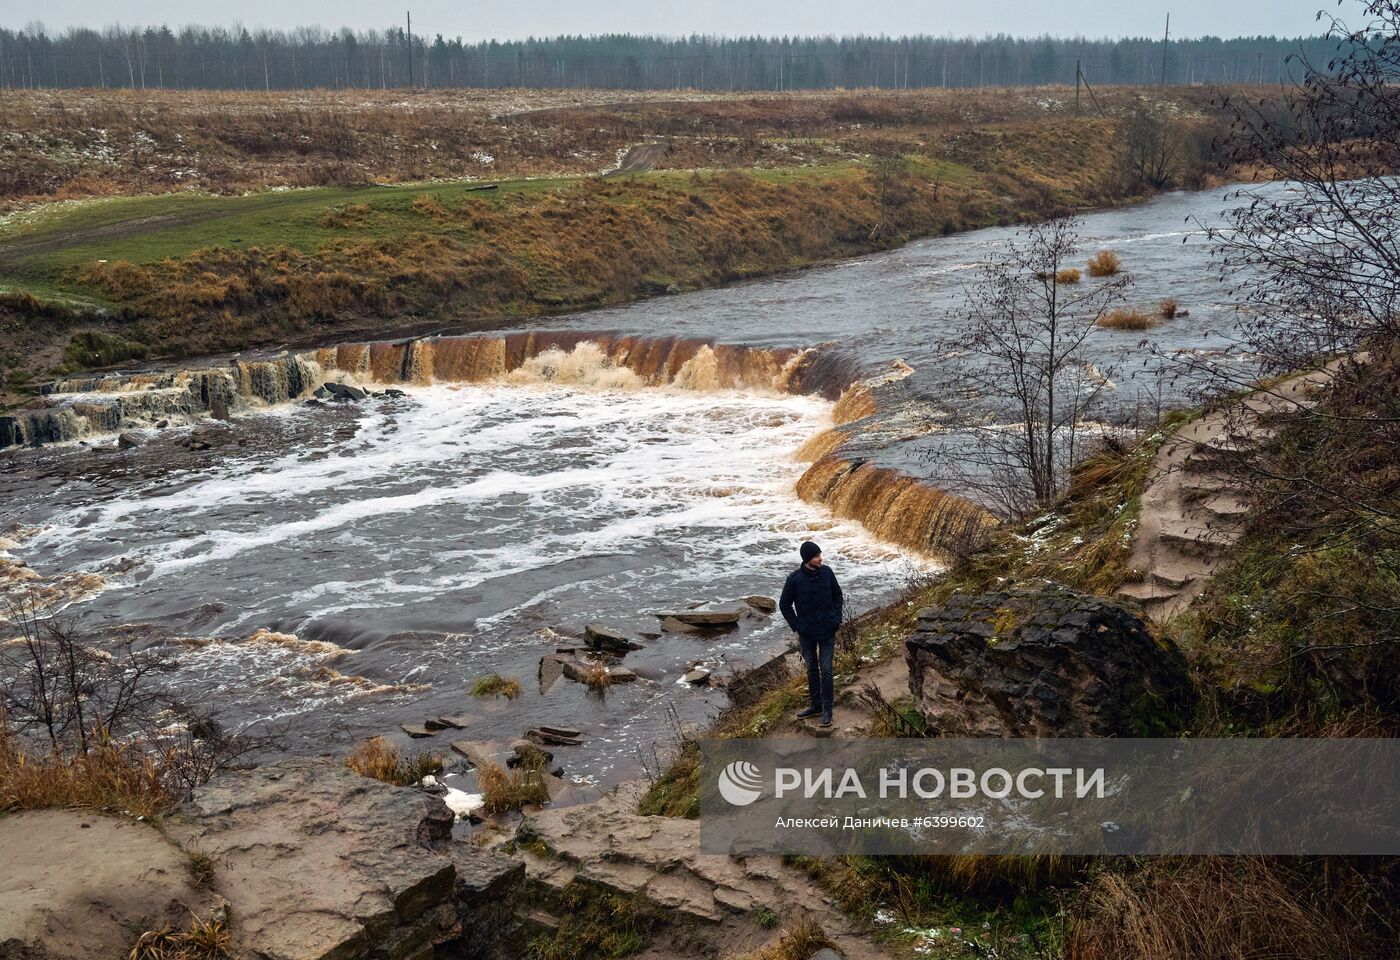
[0,758,525,960]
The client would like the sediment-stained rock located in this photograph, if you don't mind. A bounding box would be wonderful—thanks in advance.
[905,582,1193,737]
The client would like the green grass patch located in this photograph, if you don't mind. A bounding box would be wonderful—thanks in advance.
[528,883,661,960]
[472,673,523,700]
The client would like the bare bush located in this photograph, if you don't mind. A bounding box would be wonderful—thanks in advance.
[1,598,279,808]
[1118,102,1189,191]
[0,599,174,756]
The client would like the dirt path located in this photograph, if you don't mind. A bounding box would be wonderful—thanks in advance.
[606,142,670,177]
[0,189,327,271]
[1116,367,1337,621]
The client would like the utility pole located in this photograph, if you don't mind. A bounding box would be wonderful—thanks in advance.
[1161,13,1170,86]
[1075,58,1081,113]
[407,11,413,88]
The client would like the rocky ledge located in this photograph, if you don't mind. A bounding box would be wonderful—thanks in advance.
[906,582,1194,736]
[0,758,523,960]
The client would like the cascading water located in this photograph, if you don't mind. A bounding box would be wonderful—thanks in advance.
[1,381,935,778]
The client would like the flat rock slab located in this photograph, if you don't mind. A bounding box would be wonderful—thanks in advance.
[742,595,778,614]
[0,810,226,960]
[526,727,585,747]
[164,757,462,960]
[402,722,438,738]
[453,739,509,768]
[584,623,644,653]
[654,607,745,627]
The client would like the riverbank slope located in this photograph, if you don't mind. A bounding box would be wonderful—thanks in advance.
[0,85,1238,405]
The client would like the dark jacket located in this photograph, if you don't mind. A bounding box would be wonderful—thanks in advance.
[779,563,844,638]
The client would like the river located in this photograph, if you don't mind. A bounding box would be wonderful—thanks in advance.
[0,185,1252,782]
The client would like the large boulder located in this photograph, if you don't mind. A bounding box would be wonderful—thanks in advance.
[160,757,518,960]
[163,758,460,959]
[905,582,1193,737]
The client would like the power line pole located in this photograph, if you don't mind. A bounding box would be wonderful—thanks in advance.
[1161,13,1170,86]
[407,11,413,88]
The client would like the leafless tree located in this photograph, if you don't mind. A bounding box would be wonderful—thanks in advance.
[1200,1,1400,377]
[1,598,175,755]
[1119,101,1187,190]
[868,139,918,242]
[1145,1,1400,709]
[928,217,1130,517]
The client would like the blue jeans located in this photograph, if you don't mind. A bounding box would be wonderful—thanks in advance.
[799,632,835,714]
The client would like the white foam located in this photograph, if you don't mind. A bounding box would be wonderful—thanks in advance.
[24,383,935,640]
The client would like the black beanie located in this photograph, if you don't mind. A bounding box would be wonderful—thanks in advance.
[800,541,822,562]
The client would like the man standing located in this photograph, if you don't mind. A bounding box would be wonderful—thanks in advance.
[779,540,844,728]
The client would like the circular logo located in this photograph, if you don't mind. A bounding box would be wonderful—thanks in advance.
[717,760,764,806]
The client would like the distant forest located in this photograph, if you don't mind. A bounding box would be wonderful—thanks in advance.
[0,25,1339,91]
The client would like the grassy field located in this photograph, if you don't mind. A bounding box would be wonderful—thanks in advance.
[0,85,1238,401]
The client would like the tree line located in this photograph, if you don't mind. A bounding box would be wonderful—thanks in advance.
[0,25,1339,91]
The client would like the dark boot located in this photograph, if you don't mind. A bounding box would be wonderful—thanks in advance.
[795,705,821,719]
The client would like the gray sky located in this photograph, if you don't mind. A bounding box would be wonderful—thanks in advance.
[9,1,1330,40]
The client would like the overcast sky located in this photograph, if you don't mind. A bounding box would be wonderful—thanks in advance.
[7,1,1331,40]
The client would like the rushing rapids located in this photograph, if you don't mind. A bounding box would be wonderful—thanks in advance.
[6,331,988,557]
[0,381,935,777]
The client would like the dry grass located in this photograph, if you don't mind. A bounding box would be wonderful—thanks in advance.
[0,86,1234,210]
[580,661,614,693]
[1158,297,1179,318]
[128,914,232,960]
[344,736,443,786]
[730,917,834,960]
[1065,858,1397,960]
[1098,307,1159,331]
[0,724,173,817]
[477,758,550,815]
[1055,267,1082,284]
[1087,250,1122,277]
[472,673,523,700]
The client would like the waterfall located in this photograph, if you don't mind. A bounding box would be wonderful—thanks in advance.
[7,332,994,558]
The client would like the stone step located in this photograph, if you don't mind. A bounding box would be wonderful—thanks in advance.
[1159,523,1238,557]
[1178,473,1232,502]
[1116,580,1177,603]
[522,909,562,935]
[1150,567,1199,590]
[1201,492,1250,521]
